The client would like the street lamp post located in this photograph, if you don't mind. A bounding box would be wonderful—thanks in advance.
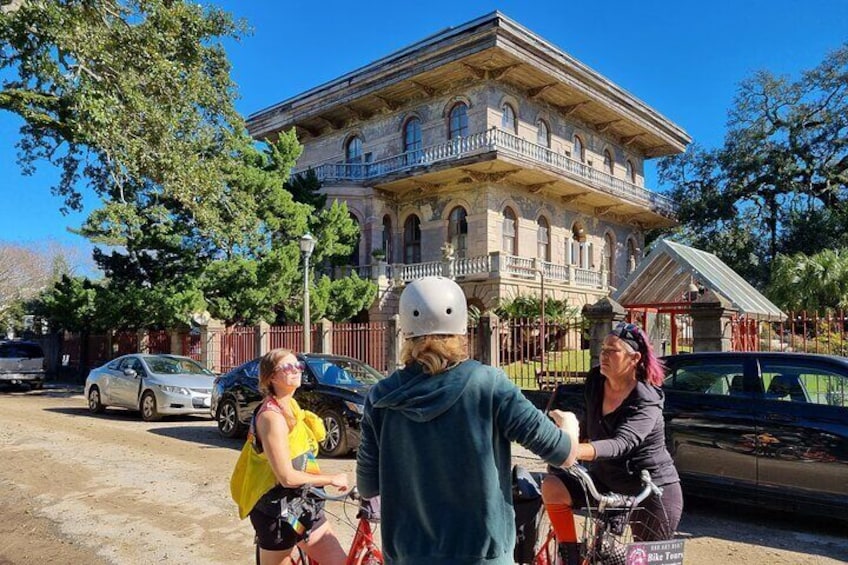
[300,233,316,353]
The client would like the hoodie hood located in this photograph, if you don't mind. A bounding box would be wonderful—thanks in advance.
[371,360,476,422]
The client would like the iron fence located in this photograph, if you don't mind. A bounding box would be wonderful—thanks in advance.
[332,322,388,373]
[498,317,589,390]
[732,311,848,355]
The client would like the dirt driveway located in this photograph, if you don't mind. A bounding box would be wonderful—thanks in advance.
[0,386,845,564]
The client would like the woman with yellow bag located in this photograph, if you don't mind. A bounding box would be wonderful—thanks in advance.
[231,348,348,565]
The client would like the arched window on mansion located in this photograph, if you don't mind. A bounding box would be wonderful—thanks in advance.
[381,215,393,262]
[537,216,550,261]
[603,232,615,282]
[627,238,639,273]
[404,215,422,264]
[502,207,517,255]
[447,206,468,258]
[570,223,589,269]
[448,102,468,139]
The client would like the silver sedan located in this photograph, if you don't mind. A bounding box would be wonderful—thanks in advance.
[85,354,216,421]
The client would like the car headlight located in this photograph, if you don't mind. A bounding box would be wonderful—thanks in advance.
[159,385,191,395]
[344,401,364,415]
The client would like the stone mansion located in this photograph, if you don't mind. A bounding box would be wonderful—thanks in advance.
[247,12,690,319]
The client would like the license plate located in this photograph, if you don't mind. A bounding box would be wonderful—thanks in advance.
[625,540,684,565]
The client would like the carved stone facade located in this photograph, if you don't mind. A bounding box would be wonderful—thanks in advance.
[247,12,690,320]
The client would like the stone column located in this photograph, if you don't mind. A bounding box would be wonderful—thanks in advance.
[582,296,627,369]
[386,314,403,371]
[255,321,270,358]
[168,329,184,356]
[690,290,737,352]
[137,329,150,354]
[200,319,225,373]
[478,313,500,367]
[318,318,333,354]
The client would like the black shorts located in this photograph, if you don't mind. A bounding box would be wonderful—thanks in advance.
[548,467,683,542]
[249,490,328,551]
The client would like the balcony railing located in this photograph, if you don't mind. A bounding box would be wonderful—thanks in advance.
[296,127,676,216]
[346,252,607,289]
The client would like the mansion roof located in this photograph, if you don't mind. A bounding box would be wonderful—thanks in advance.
[247,11,691,158]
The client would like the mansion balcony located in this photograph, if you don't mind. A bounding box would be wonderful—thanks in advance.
[297,127,676,228]
[330,251,608,291]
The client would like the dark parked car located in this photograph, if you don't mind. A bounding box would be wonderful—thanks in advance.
[0,340,46,389]
[552,351,848,521]
[211,353,385,457]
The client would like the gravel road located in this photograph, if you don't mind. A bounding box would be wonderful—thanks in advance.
[0,385,845,564]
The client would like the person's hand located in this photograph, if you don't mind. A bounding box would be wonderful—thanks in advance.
[329,473,349,491]
[550,410,580,467]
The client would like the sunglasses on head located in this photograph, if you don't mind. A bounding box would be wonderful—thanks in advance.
[275,361,306,374]
[612,322,643,350]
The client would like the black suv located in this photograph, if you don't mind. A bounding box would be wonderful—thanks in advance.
[210,353,385,457]
[661,351,848,521]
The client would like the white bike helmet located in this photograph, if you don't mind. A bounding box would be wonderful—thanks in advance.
[399,276,468,338]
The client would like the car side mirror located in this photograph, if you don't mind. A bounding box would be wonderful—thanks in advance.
[123,368,138,378]
[300,373,316,389]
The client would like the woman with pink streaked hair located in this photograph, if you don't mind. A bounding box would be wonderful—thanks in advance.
[541,322,683,564]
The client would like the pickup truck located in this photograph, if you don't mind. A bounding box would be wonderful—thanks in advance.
[547,351,848,522]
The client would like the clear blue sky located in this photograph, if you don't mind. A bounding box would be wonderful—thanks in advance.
[1,0,846,254]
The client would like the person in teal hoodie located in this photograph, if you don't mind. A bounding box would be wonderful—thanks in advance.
[356,276,580,565]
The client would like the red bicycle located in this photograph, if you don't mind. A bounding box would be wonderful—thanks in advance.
[286,486,383,565]
[528,465,681,565]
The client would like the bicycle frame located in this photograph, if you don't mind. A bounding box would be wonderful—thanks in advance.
[286,487,383,565]
[530,465,663,565]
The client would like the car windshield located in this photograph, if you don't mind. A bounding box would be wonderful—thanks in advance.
[0,342,44,358]
[144,356,213,376]
[307,358,384,386]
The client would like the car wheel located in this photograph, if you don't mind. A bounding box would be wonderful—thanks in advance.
[140,390,161,421]
[88,386,105,414]
[319,409,349,457]
[218,398,247,438]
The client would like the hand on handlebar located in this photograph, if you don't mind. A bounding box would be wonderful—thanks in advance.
[329,473,349,491]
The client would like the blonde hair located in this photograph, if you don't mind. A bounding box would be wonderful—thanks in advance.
[401,334,468,375]
[258,348,295,397]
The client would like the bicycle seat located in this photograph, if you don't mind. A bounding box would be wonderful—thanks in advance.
[512,465,543,501]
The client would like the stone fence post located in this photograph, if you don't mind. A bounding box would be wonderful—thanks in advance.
[582,296,627,369]
[200,319,225,373]
[386,314,403,372]
[690,290,737,352]
[255,321,270,358]
[478,313,500,367]
[318,318,333,354]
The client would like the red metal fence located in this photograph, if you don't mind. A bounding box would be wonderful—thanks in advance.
[731,311,848,355]
[332,322,388,373]
[219,326,255,374]
[149,330,171,354]
[268,325,320,353]
[182,333,202,361]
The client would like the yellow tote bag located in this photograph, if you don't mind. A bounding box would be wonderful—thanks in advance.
[230,399,327,520]
[230,434,277,520]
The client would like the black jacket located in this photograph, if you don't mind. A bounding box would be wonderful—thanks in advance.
[582,367,679,493]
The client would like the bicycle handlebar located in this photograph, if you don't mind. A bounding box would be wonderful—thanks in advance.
[565,464,662,508]
[303,485,362,502]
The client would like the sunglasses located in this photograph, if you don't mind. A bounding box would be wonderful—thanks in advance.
[611,322,643,350]
[275,361,306,374]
